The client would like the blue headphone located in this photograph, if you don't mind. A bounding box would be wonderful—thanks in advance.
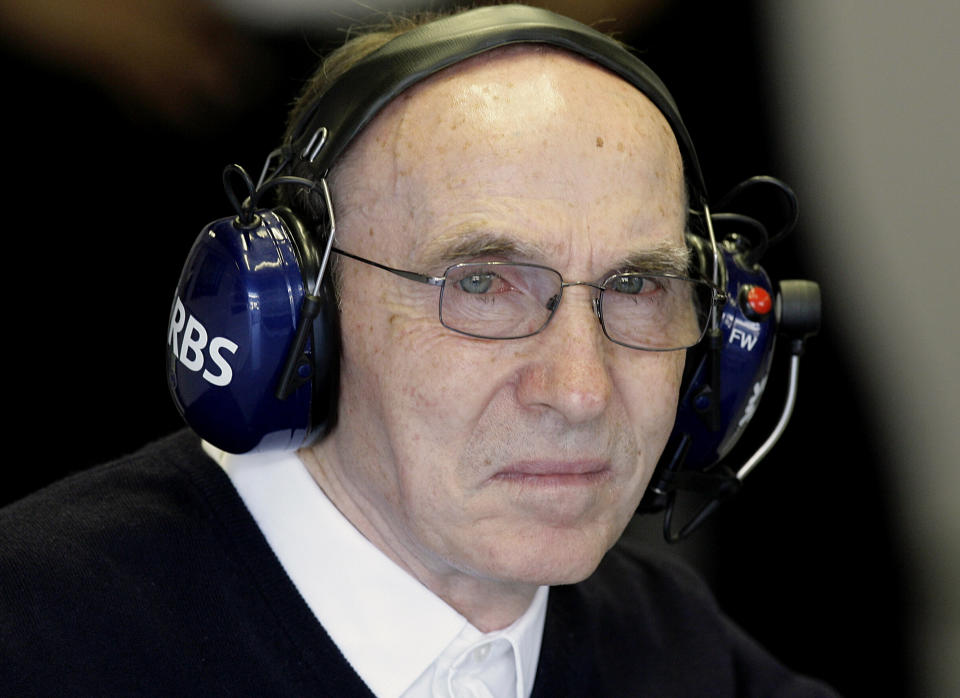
[166,5,819,538]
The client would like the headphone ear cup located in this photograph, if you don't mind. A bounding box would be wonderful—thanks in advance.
[167,209,328,453]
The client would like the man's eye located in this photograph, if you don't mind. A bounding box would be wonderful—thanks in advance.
[612,274,656,295]
[458,272,497,294]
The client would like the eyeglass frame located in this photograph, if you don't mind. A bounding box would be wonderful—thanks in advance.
[331,247,727,352]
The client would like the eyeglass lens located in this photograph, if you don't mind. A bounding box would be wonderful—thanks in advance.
[439,263,711,350]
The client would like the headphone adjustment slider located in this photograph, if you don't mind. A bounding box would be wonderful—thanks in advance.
[302,127,329,164]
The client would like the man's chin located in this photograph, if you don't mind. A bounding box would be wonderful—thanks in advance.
[496,553,606,588]
[470,524,620,587]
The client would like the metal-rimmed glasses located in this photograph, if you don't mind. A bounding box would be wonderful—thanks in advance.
[333,248,726,351]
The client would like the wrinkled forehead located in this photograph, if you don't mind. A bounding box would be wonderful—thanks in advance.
[397,46,678,153]
[328,46,688,271]
[332,45,685,206]
[287,5,706,206]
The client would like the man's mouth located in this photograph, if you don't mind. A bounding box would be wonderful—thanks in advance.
[491,460,611,485]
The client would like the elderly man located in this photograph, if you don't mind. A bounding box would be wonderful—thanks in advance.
[1,5,835,697]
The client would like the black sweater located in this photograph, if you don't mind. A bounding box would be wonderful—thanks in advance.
[0,431,837,696]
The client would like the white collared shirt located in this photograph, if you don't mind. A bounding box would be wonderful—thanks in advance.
[204,444,548,698]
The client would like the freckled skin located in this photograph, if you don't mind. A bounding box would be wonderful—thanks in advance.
[300,46,686,631]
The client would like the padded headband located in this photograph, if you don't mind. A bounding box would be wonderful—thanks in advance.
[286,4,707,202]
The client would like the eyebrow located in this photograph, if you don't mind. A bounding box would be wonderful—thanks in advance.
[616,243,691,276]
[418,229,548,270]
[418,228,691,276]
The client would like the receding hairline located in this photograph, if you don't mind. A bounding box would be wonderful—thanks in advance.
[282,17,690,234]
[329,41,680,170]
[327,41,687,217]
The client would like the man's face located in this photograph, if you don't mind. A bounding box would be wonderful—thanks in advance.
[311,48,687,592]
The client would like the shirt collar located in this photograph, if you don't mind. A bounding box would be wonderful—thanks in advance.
[205,443,547,697]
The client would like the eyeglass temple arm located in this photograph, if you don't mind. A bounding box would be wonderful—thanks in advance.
[332,248,444,287]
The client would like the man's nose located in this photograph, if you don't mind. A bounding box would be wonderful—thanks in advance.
[515,286,613,424]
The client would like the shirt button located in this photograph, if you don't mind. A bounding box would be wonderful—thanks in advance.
[471,644,491,662]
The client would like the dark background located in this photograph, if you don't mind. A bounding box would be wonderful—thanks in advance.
[0,1,912,695]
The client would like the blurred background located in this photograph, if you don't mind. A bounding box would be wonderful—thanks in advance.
[2,0,955,695]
